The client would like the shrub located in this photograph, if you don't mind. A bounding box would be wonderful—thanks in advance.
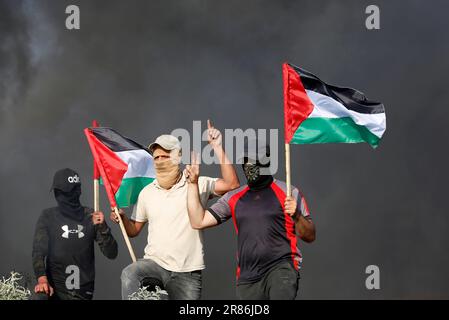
[0,272,31,300]
[128,285,168,300]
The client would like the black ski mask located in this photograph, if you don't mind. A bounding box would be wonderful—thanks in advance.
[51,168,84,221]
[240,141,273,190]
[243,161,273,191]
[54,186,84,221]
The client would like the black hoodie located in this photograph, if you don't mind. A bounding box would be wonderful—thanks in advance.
[32,206,118,299]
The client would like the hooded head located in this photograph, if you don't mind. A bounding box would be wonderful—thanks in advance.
[148,135,182,189]
[238,140,273,190]
[51,168,84,221]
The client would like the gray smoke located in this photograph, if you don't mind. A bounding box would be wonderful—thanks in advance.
[1,0,449,299]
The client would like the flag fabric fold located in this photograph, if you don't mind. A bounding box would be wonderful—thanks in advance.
[92,120,100,180]
[283,62,386,148]
[84,127,155,208]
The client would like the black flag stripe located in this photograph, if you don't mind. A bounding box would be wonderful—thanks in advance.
[289,64,385,115]
[91,127,149,153]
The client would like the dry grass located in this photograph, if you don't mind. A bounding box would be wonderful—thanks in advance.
[0,272,31,300]
[128,286,168,300]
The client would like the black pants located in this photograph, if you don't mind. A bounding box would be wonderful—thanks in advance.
[33,289,92,300]
[236,261,300,300]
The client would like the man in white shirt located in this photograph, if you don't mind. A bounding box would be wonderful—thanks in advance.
[110,120,239,300]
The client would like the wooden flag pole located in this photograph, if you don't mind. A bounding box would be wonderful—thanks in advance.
[92,120,100,212]
[285,143,292,197]
[94,179,100,212]
[114,207,137,262]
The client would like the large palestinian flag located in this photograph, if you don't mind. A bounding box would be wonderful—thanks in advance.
[84,127,155,208]
[283,63,386,148]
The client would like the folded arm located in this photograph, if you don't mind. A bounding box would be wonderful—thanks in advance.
[285,195,316,243]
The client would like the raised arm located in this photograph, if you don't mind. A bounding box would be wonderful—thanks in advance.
[207,119,240,195]
[185,152,220,230]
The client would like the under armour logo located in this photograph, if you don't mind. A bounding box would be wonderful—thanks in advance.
[62,225,84,239]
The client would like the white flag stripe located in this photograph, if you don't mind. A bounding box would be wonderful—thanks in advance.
[306,90,386,138]
[115,149,155,179]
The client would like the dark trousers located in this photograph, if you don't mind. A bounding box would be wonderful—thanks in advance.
[236,261,300,300]
[33,289,92,300]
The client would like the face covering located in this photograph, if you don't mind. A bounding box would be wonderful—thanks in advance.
[243,162,273,190]
[154,158,181,189]
[54,185,84,222]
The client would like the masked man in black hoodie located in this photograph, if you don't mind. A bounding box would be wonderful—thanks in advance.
[32,168,118,300]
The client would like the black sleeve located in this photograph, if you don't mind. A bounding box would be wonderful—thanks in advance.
[95,222,118,260]
[32,212,49,279]
[207,208,222,225]
[207,193,233,225]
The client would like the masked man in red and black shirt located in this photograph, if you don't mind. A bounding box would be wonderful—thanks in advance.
[185,142,315,300]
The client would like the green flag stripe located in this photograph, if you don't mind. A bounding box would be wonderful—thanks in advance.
[291,117,381,148]
[101,177,155,208]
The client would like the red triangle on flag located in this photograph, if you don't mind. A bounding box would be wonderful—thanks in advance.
[283,63,314,144]
[84,128,128,208]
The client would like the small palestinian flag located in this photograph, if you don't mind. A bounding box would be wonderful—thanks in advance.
[283,63,386,148]
[84,127,155,208]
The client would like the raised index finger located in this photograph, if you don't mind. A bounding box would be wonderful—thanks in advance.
[207,119,213,129]
[191,151,198,166]
[195,152,201,167]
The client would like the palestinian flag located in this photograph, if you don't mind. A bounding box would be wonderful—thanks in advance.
[84,127,155,208]
[283,63,386,148]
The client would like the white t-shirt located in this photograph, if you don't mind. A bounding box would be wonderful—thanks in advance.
[131,173,217,272]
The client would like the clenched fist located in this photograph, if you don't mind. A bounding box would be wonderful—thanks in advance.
[92,211,105,225]
[110,208,125,224]
[284,196,297,216]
